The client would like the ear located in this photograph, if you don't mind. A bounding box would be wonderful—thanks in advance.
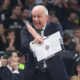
[46,15,49,21]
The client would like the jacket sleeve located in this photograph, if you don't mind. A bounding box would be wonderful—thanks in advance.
[0,67,24,80]
[56,23,63,37]
[21,26,32,56]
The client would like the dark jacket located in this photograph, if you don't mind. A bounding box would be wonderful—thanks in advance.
[0,66,24,80]
[21,22,69,80]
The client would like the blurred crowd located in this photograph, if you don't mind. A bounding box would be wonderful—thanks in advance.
[1,0,80,80]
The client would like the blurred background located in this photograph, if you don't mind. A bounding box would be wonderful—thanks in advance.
[1,0,80,80]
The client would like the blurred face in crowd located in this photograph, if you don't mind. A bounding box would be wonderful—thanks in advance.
[69,13,78,20]
[70,0,78,5]
[32,6,48,30]
[73,29,80,38]
[69,13,79,24]
[12,6,21,16]
[8,52,19,64]
[22,9,29,19]
[7,31,15,40]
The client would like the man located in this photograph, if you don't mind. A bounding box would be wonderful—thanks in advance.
[21,5,69,80]
[0,51,24,80]
[21,7,31,25]
[3,5,24,51]
[73,26,80,54]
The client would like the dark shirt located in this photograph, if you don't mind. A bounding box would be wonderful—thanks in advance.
[4,18,24,50]
[64,41,76,51]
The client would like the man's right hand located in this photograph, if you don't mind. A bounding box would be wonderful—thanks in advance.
[32,35,43,44]
[26,24,43,44]
[1,56,7,67]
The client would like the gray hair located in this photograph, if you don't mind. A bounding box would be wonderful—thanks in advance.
[32,5,48,15]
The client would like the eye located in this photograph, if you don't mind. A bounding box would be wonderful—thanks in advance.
[38,16,41,18]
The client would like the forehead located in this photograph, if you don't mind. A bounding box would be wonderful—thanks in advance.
[32,7,44,15]
[12,52,17,56]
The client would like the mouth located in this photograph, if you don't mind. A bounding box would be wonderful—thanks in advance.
[34,22,40,27]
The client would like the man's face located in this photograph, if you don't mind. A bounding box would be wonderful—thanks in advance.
[32,8,48,30]
[13,6,21,16]
[8,52,19,64]
[70,13,77,20]
[73,29,80,38]
[7,31,15,40]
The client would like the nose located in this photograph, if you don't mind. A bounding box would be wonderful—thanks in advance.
[34,17,39,21]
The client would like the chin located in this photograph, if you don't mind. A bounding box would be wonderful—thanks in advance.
[35,26,41,30]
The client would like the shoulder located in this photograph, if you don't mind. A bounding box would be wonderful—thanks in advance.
[48,21,61,26]
[46,22,63,36]
[50,22,62,28]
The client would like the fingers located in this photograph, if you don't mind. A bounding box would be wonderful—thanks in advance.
[36,36,43,43]
[26,24,43,44]
[26,24,40,38]
[11,59,19,70]
[32,36,43,44]
[1,56,7,67]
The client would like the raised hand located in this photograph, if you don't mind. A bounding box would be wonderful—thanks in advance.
[26,24,43,44]
[1,56,7,67]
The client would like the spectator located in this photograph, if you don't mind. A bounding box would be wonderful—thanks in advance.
[0,0,11,24]
[68,0,80,16]
[21,7,31,25]
[0,50,24,80]
[70,59,80,80]
[63,33,75,51]
[62,12,79,37]
[72,26,80,54]
[50,0,69,22]
[4,4,22,29]
[5,29,18,51]
[4,5,24,50]
[24,0,35,9]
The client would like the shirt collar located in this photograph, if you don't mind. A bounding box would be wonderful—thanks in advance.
[7,65,13,72]
[42,23,47,31]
